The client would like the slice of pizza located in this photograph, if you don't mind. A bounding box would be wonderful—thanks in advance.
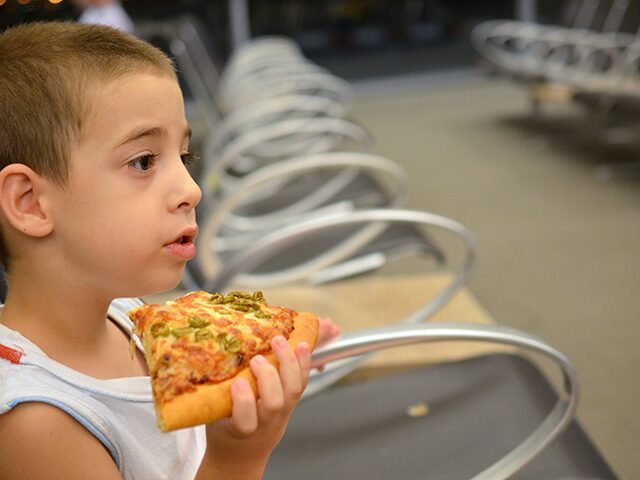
[128,290,319,432]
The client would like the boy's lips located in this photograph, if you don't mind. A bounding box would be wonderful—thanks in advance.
[164,226,197,259]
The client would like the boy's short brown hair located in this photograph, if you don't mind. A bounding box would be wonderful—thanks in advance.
[0,21,177,269]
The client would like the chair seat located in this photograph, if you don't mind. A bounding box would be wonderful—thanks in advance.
[265,354,617,480]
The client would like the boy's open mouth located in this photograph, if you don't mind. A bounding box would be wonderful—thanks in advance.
[168,226,197,246]
[165,231,197,259]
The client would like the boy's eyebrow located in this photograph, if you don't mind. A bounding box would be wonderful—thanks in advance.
[116,125,192,147]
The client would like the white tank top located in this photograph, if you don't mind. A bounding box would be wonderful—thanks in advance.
[0,298,206,480]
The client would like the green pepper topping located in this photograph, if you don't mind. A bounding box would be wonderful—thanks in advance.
[224,335,243,353]
[252,291,265,303]
[230,290,251,299]
[171,327,193,338]
[188,315,211,328]
[215,332,228,350]
[237,299,260,310]
[208,294,223,304]
[213,332,242,352]
[150,321,170,337]
[195,330,214,342]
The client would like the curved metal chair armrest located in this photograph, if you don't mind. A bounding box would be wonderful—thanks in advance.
[471,21,552,58]
[473,0,629,80]
[207,95,350,156]
[306,322,580,480]
[216,152,409,231]
[471,0,603,61]
[222,36,303,82]
[223,49,306,75]
[196,157,409,280]
[201,117,372,195]
[221,59,329,100]
[204,208,476,306]
[471,20,545,48]
[571,32,639,75]
[541,37,640,92]
[472,25,603,77]
[619,42,640,81]
[223,51,306,87]
[198,209,476,385]
[226,71,352,111]
[220,38,325,98]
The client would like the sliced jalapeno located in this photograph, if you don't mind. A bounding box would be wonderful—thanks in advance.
[195,330,214,342]
[171,327,193,338]
[150,321,170,337]
[188,315,211,328]
[224,336,243,353]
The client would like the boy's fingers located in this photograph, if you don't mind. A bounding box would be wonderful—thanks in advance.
[227,377,258,436]
[317,317,341,349]
[317,318,330,347]
[272,336,305,403]
[295,341,312,387]
[250,354,284,421]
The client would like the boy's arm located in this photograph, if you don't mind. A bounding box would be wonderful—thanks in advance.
[194,337,312,480]
[0,402,122,479]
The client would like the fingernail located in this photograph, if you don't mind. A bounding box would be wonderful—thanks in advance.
[274,336,287,348]
[252,355,267,365]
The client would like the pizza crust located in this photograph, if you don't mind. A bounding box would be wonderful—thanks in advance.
[158,311,319,432]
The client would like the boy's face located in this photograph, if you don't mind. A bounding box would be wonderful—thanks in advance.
[48,72,201,298]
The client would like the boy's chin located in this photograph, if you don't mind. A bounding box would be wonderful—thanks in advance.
[125,273,186,299]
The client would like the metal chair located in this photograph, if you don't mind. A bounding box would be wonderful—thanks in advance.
[471,0,630,83]
[205,208,476,387]
[200,208,586,480]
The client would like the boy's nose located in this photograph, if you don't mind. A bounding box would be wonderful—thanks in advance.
[170,163,202,212]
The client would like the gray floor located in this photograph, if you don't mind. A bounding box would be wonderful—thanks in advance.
[348,74,640,480]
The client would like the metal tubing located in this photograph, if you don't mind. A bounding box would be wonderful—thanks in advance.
[205,208,475,296]
[307,322,580,480]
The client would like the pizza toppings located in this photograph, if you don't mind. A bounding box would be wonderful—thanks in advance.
[129,290,297,405]
[127,289,320,432]
[150,322,170,337]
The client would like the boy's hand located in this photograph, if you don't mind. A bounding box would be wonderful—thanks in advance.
[314,317,340,372]
[317,317,340,349]
[200,336,311,479]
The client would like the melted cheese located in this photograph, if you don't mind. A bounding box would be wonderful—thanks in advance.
[129,291,296,404]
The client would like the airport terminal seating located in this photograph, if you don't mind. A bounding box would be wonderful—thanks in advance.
[471,0,640,110]
[471,0,640,179]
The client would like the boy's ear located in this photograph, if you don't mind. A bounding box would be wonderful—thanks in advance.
[0,164,54,237]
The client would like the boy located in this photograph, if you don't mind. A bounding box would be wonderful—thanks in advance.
[0,21,334,479]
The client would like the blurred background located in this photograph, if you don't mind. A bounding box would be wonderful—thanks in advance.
[0,1,565,75]
[2,1,639,478]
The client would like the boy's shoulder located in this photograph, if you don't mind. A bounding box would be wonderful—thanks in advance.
[0,401,122,479]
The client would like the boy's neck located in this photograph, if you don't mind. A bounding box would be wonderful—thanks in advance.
[1,264,114,351]
[1,264,150,379]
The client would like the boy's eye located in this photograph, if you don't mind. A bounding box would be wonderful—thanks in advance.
[129,153,158,172]
[181,151,200,167]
